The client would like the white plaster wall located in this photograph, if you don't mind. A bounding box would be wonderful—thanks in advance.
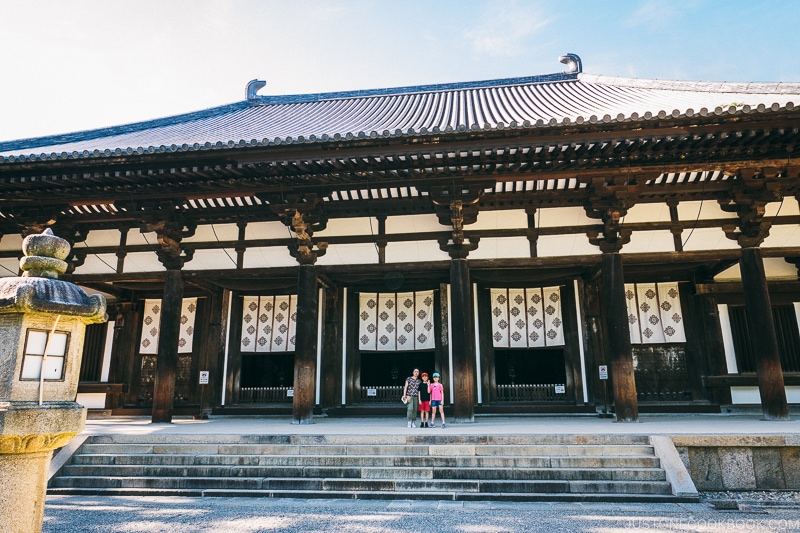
[122,252,166,273]
[715,258,799,282]
[731,386,800,404]
[681,227,740,252]
[315,217,377,237]
[385,241,450,263]
[316,243,380,266]
[622,230,676,254]
[183,223,239,243]
[677,200,729,221]
[468,237,531,260]
[762,225,800,249]
[246,221,290,240]
[0,258,20,278]
[126,228,157,246]
[73,254,118,275]
[83,229,122,247]
[470,210,527,231]
[243,247,298,268]
[537,234,601,257]
[76,393,107,409]
[385,214,442,234]
[623,203,672,223]
[0,233,23,251]
[536,207,595,227]
[187,249,238,270]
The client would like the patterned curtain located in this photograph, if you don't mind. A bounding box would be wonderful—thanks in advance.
[139,298,198,354]
[239,295,297,353]
[491,287,565,348]
[625,282,686,344]
[359,291,435,351]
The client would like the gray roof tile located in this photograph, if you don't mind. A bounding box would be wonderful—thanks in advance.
[1,72,798,163]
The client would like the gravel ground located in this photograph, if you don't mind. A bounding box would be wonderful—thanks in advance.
[43,495,800,533]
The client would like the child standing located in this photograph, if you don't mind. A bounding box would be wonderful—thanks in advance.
[429,372,446,428]
[418,372,431,428]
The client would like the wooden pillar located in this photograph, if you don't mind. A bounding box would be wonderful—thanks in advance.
[198,287,228,417]
[740,247,789,420]
[293,264,319,424]
[320,285,343,409]
[152,269,184,423]
[602,252,638,422]
[688,281,730,404]
[450,258,476,422]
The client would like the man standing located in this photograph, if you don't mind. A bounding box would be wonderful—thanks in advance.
[402,368,421,428]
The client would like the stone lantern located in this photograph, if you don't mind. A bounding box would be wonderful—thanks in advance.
[0,228,106,533]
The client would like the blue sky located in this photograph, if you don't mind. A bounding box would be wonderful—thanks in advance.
[2,0,799,142]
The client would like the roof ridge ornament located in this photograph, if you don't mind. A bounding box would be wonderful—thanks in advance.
[246,79,266,100]
[559,53,582,74]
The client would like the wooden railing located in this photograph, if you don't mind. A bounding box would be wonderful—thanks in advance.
[360,385,404,403]
[239,386,293,404]
[496,383,565,402]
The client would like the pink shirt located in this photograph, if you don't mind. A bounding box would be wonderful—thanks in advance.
[429,382,444,401]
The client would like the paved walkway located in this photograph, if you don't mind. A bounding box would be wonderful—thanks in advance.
[43,494,800,533]
[82,410,800,437]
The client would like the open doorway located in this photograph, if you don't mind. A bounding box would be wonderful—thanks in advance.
[359,351,435,402]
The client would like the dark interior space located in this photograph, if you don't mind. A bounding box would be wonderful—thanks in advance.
[360,351,436,387]
[240,353,295,387]
[494,348,566,385]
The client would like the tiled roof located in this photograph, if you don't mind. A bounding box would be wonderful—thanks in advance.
[1,71,798,163]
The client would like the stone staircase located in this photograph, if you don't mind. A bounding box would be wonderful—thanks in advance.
[48,434,697,502]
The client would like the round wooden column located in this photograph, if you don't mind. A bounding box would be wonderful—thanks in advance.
[292,264,319,424]
[601,252,639,423]
[151,268,184,423]
[450,258,476,423]
[740,247,789,420]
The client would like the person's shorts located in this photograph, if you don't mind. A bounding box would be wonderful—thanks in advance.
[419,401,431,412]
[430,400,442,407]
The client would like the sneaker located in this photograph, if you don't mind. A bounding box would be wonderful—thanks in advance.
[442,423,446,428]
[411,422,416,428]
[407,421,412,428]
[429,423,435,427]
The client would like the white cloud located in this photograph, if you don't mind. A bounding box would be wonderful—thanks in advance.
[463,1,553,57]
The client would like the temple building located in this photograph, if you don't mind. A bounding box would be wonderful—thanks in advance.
[1,55,798,423]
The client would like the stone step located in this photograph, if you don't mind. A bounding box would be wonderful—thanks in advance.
[50,434,692,503]
[50,476,673,495]
[61,464,665,482]
[85,434,651,446]
[78,443,656,457]
[69,453,662,469]
[47,487,696,503]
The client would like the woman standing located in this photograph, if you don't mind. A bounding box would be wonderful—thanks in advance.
[401,368,421,428]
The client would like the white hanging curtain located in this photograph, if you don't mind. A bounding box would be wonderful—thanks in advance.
[491,288,510,348]
[626,282,686,344]
[359,293,379,350]
[624,284,642,344]
[413,290,435,350]
[359,291,437,351]
[139,299,162,354]
[636,283,667,344]
[179,298,198,353]
[140,298,198,354]
[491,287,564,348]
[239,295,297,353]
[542,286,565,346]
[657,283,686,343]
[507,289,529,348]
[240,296,259,352]
[525,288,546,348]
